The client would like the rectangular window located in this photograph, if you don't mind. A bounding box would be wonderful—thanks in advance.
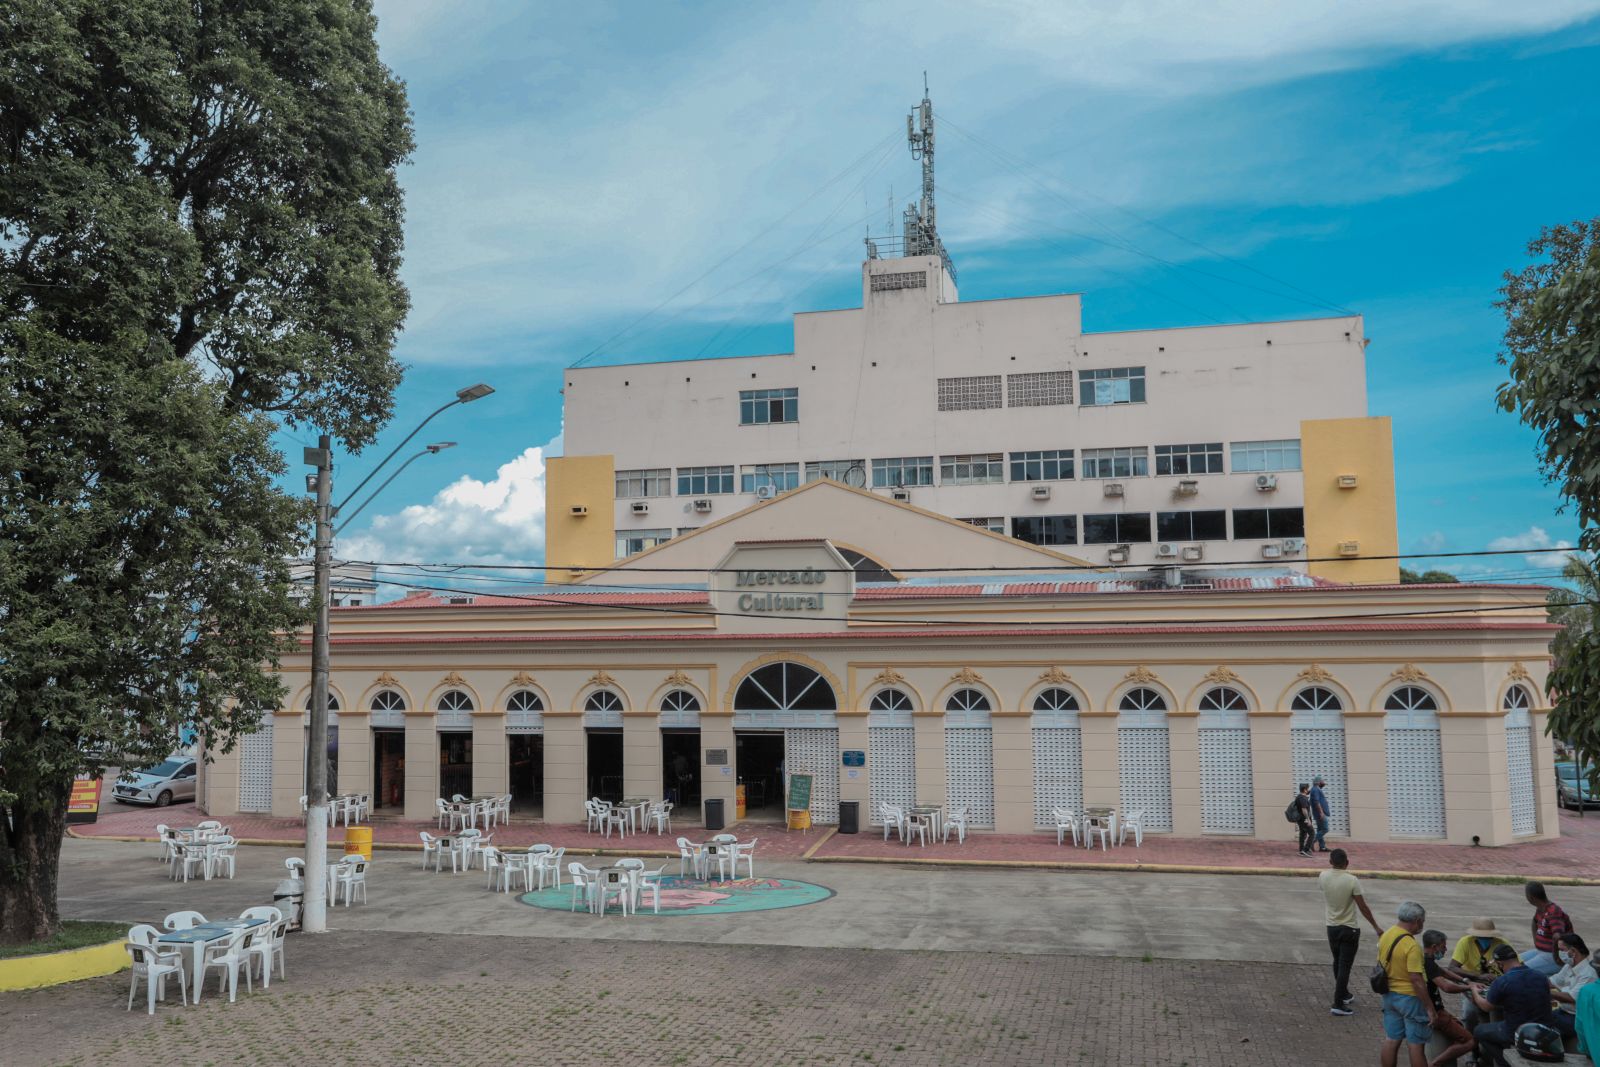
[615,468,670,498]
[1156,510,1228,542]
[1006,371,1073,407]
[740,462,800,493]
[1012,515,1077,546]
[1082,513,1153,544]
[1231,507,1306,540]
[1009,449,1074,482]
[739,387,798,425]
[676,527,699,536]
[616,529,672,558]
[1230,438,1301,472]
[804,459,866,483]
[959,517,1005,534]
[676,465,735,496]
[939,452,1004,485]
[871,456,934,488]
[1081,446,1149,479]
[937,375,1002,412]
[1078,366,1146,406]
[1154,443,1224,477]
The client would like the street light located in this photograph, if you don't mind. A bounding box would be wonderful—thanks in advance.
[333,443,455,535]
[302,387,491,935]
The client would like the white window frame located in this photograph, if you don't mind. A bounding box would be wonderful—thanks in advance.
[615,468,670,498]
[1079,366,1146,406]
[1154,443,1223,476]
[939,453,1004,485]
[1081,446,1149,479]
[1009,449,1074,482]
[958,517,1005,534]
[871,456,934,488]
[675,465,735,496]
[740,462,800,493]
[804,459,865,483]
[739,387,798,425]
[616,529,672,558]
[1230,439,1302,472]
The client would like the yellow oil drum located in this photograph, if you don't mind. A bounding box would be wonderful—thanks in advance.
[736,784,747,820]
[344,825,373,861]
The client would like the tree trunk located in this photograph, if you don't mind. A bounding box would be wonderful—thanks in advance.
[0,775,70,945]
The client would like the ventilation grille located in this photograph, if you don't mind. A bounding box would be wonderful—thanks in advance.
[868,727,915,825]
[1031,727,1084,828]
[1006,370,1073,407]
[944,726,995,828]
[1198,727,1254,835]
[1385,728,1446,838]
[784,727,840,825]
[1507,724,1537,836]
[1292,727,1350,835]
[870,271,927,291]
[1118,726,1173,831]
[238,724,274,813]
[937,375,1003,412]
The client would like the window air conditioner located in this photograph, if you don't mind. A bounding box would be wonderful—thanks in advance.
[1031,485,1051,501]
[1103,482,1125,497]
[631,501,650,515]
[1107,545,1131,564]
[1254,474,1278,491]
[1338,540,1361,556]
[1181,545,1204,562]
[569,505,588,517]
[1260,544,1282,559]
[692,498,713,513]
[890,488,912,502]
[1337,474,1359,489]
[1175,479,1199,496]
[1281,537,1306,554]
[1155,542,1177,558]
[755,486,778,500]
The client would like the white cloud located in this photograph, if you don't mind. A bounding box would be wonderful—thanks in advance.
[337,436,559,576]
[1488,525,1577,568]
[1414,530,1450,553]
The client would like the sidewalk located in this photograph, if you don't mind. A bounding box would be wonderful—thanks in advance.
[71,804,1600,882]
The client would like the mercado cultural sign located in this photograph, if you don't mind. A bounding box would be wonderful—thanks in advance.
[67,775,101,824]
[735,568,826,613]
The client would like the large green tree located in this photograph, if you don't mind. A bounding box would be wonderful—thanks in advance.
[0,0,412,942]
[1497,218,1600,801]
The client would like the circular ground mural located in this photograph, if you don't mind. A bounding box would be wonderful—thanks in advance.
[519,874,834,916]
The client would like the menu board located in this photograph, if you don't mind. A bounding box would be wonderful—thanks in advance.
[67,775,101,824]
[786,772,812,813]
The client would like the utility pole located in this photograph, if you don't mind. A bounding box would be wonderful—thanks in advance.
[303,435,333,933]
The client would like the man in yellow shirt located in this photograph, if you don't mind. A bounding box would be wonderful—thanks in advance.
[1448,917,1512,1029]
[1378,900,1438,1067]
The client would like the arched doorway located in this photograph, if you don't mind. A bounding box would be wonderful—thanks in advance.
[369,689,407,810]
[733,661,839,824]
[867,688,915,826]
[506,689,544,815]
[944,688,995,829]
[1030,687,1083,828]
[1504,684,1537,836]
[1117,687,1172,831]
[1197,686,1253,835]
[435,689,475,801]
[1290,686,1348,836]
[1383,685,1445,838]
[584,689,625,802]
[659,689,702,808]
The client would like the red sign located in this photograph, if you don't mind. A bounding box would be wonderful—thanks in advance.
[66,775,101,824]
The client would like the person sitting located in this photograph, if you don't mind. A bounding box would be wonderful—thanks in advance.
[1552,932,1597,1032]
[1468,944,1561,1066]
[1420,929,1477,1067]
[1447,917,1513,1029]
[1523,880,1574,978]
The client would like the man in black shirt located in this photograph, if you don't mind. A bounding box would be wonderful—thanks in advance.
[1295,782,1316,857]
[1420,929,1476,1067]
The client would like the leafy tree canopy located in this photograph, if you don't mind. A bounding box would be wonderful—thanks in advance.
[1398,567,1459,584]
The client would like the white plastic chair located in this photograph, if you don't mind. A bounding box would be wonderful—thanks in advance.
[197,820,222,832]
[569,863,597,912]
[593,867,632,918]
[903,813,931,848]
[676,837,698,877]
[1084,813,1115,851]
[602,806,628,840]
[482,847,509,891]
[1119,810,1145,848]
[128,923,162,946]
[880,804,906,843]
[172,842,207,882]
[199,928,253,1003]
[942,808,969,845]
[434,798,450,829]
[648,801,674,835]
[702,842,734,881]
[153,823,170,861]
[732,838,758,878]
[207,838,238,879]
[634,865,668,914]
[335,858,368,905]
[1052,808,1080,847]
[163,910,207,932]
[533,846,564,890]
[585,800,606,833]
[125,941,186,1014]
[420,831,447,870]
[242,912,287,987]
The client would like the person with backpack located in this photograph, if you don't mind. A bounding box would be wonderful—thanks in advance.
[1377,900,1437,1067]
[1288,782,1316,857]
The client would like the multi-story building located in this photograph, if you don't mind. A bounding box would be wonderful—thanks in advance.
[549,255,1397,584]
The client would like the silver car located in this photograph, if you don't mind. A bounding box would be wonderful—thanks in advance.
[112,757,197,807]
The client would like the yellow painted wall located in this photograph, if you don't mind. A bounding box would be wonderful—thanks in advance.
[544,454,615,583]
[1302,417,1399,585]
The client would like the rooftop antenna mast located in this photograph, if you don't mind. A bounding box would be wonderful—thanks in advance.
[901,74,954,278]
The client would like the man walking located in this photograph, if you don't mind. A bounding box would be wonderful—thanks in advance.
[1310,775,1332,852]
[1379,901,1438,1067]
[1294,782,1316,857]
[1320,847,1380,1016]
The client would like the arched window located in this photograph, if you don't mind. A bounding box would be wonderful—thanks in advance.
[1504,684,1536,836]
[868,688,915,825]
[867,687,913,726]
[1290,686,1348,836]
[733,662,836,727]
[368,689,404,728]
[1032,688,1081,715]
[659,689,701,728]
[1196,686,1252,834]
[1383,686,1445,837]
[305,692,341,712]
[1503,685,1532,713]
[1119,687,1166,713]
[1031,688,1083,828]
[438,690,474,713]
[945,688,991,713]
[584,688,624,728]
[1384,685,1438,719]
[1117,687,1171,831]
[507,689,543,733]
[1198,686,1248,714]
[436,688,474,730]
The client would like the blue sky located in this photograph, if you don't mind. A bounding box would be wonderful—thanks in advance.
[311,1,1600,586]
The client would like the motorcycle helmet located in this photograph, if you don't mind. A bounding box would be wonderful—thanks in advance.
[1514,1022,1565,1062]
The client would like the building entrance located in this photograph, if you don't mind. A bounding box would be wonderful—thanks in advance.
[736,731,785,820]
[662,730,700,807]
[586,730,623,802]
[509,734,543,814]
[439,732,472,801]
[372,728,405,810]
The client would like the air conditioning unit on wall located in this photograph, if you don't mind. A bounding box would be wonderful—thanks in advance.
[1031,485,1051,500]
[569,505,588,517]
[1281,537,1306,555]
[1261,544,1282,559]
[631,501,649,514]
[1107,545,1131,564]
[755,486,778,500]
[692,498,713,513]
[1155,542,1177,558]
[1103,482,1125,497]
[1175,480,1199,496]
[1181,545,1204,562]
[891,488,912,502]
[1254,474,1278,491]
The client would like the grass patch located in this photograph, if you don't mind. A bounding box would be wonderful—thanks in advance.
[0,920,129,960]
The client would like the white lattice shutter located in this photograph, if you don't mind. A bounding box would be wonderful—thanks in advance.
[944,727,995,828]
[1385,728,1446,837]
[238,724,274,813]
[868,727,915,825]
[784,728,839,824]
[1507,724,1537,836]
[1118,727,1172,831]
[1032,728,1083,827]
[1292,728,1350,836]
[1198,728,1254,834]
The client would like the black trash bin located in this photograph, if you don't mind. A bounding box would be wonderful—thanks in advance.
[838,800,860,834]
[704,796,725,831]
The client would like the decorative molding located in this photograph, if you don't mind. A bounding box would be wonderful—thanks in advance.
[375,672,400,688]
[441,671,467,687]
[1038,666,1073,686]
[1124,665,1159,685]
[1389,664,1429,684]
[1507,662,1532,683]
[665,669,693,687]
[950,666,984,686]
[587,669,617,689]
[1202,666,1240,686]
[871,667,907,688]
[510,670,537,687]
[1295,664,1334,685]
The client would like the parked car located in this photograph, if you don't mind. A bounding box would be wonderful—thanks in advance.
[112,757,196,807]
[1556,761,1598,810]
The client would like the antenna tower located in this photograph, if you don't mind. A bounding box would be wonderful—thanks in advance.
[901,76,953,278]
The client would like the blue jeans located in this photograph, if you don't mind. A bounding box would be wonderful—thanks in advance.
[1381,992,1430,1045]
[1522,948,1561,976]
[1314,816,1329,849]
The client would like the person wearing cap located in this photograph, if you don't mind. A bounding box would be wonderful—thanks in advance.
[1468,944,1560,1066]
[1309,775,1332,853]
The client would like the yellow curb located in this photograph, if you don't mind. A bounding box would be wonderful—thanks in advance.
[800,827,838,860]
[0,939,128,992]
